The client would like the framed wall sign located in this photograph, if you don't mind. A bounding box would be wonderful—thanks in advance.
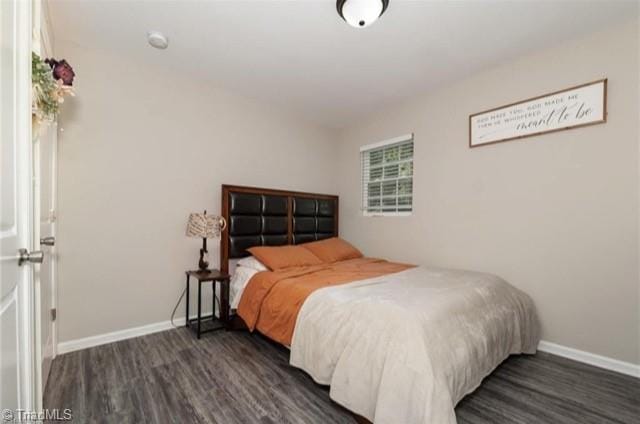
[469,79,607,148]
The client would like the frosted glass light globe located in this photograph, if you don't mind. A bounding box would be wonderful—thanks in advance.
[340,0,386,28]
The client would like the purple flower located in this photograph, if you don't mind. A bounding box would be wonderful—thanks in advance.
[45,58,75,86]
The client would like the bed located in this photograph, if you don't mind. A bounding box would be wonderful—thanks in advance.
[220,185,540,424]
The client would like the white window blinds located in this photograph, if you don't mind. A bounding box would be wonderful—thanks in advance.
[361,134,414,216]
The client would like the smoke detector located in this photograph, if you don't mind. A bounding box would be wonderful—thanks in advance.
[147,31,169,49]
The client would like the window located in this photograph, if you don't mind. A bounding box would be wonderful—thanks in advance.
[361,134,414,216]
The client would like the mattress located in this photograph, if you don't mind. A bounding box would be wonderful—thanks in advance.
[236,258,540,423]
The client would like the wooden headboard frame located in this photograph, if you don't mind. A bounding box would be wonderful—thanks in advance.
[220,185,339,274]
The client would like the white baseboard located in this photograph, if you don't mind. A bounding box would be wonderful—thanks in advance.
[538,340,639,378]
[58,322,639,379]
[57,317,187,355]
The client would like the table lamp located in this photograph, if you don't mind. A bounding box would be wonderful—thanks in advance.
[186,210,226,271]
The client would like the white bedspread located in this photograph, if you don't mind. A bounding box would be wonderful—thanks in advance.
[289,266,540,424]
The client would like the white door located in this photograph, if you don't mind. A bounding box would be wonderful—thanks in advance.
[1,0,38,415]
[32,1,58,394]
[33,120,57,393]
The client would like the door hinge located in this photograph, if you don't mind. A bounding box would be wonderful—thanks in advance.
[51,308,57,321]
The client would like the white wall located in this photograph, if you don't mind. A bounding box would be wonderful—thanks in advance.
[57,17,639,366]
[336,19,639,364]
[56,41,337,342]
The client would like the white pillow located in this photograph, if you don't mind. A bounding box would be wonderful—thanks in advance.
[237,256,268,271]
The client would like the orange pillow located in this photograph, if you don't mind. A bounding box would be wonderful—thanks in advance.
[300,237,363,264]
[247,245,323,271]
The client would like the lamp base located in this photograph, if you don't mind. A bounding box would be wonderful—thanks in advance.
[198,248,209,272]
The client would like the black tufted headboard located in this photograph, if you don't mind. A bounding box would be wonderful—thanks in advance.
[220,185,339,273]
[292,197,336,244]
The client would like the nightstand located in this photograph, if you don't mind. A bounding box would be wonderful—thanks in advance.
[185,269,230,339]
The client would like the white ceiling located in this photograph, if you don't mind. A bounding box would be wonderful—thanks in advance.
[49,0,636,129]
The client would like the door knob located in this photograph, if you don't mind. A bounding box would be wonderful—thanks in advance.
[40,236,55,246]
[18,248,44,266]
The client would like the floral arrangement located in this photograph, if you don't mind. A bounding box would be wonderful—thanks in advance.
[32,52,76,122]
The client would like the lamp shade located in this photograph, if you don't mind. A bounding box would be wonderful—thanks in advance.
[186,212,226,239]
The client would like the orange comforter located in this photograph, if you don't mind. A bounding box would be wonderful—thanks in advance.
[237,257,414,346]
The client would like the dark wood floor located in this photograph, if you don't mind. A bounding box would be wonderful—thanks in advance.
[44,328,640,424]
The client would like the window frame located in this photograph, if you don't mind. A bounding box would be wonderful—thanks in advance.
[360,133,414,217]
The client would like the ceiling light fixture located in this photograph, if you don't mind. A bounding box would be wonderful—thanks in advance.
[336,0,389,28]
[147,31,169,49]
